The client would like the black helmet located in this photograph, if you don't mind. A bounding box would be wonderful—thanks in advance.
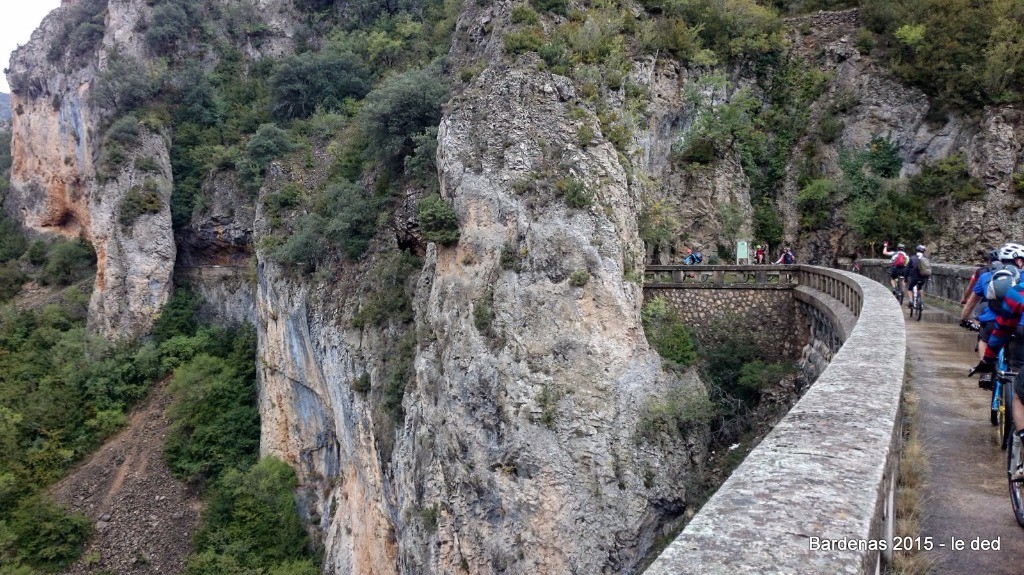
[988,248,1000,262]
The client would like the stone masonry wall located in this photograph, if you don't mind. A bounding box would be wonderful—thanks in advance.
[644,286,806,361]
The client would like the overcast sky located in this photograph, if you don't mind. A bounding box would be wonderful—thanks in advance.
[1,2,63,93]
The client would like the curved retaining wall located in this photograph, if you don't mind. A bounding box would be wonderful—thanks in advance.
[644,266,905,575]
[856,259,974,308]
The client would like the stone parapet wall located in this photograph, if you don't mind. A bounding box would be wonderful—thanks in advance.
[857,258,974,306]
[645,267,906,575]
[643,286,802,361]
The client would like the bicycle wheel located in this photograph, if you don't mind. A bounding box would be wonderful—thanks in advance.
[1007,415,1024,527]
[915,296,923,321]
[993,379,1002,427]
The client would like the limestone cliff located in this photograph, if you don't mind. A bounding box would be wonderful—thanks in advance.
[8,2,1024,575]
[6,0,174,338]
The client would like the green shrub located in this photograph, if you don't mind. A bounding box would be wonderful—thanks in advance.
[511,4,540,24]
[907,154,984,202]
[531,0,568,15]
[359,64,449,169]
[270,181,385,268]
[0,216,27,263]
[90,54,157,116]
[351,251,421,328]
[417,195,460,246]
[641,297,696,366]
[473,288,495,333]
[40,237,96,286]
[6,495,92,571]
[145,1,197,56]
[854,27,875,54]
[637,386,716,440]
[47,0,107,63]
[247,124,296,169]
[188,457,315,573]
[818,112,843,144]
[165,352,259,483]
[352,372,371,393]
[152,288,201,343]
[672,137,716,166]
[119,179,164,227]
[269,50,371,121]
[556,177,592,208]
[504,28,545,54]
[0,261,26,303]
[568,269,589,286]
[796,178,835,230]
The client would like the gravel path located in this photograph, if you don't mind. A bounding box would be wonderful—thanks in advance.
[910,317,1024,574]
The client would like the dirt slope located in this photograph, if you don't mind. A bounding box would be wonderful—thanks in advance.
[49,380,202,575]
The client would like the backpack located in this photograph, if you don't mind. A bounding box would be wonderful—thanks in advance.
[986,267,1020,302]
[917,256,932,277]
[782,251,794,264]
[893,252,907,267]
[692,251,703,264]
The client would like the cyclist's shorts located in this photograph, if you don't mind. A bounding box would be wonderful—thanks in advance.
[1014,369,1024,403]
[890,266,906,280]
[980,319,997,342]
[907,276,928,292]
[1008,333,1024,373]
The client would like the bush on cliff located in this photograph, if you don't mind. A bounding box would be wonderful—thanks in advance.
[641,296,697,367]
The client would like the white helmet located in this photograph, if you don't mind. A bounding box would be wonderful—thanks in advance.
[998,242,1024,263]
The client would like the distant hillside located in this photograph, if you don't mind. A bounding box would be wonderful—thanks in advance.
[0,93,10,121]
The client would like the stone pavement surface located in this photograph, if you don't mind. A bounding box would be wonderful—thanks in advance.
[910,317,1024,574]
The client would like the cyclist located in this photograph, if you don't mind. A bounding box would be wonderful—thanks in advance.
[882,241,909,293]
[961,248,1000,305]
[971,246,1024,479]
[774,247,795,264]
[961,245,1022,387]
[904,244,929,311]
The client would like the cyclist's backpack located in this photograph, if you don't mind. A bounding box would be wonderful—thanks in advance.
[782,251,794,264]
[917,256,932,276]
[692,251,703,264]
[893,252,907,267]
[986,267,1020,302]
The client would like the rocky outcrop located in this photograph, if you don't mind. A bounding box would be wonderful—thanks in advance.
[6,0,175,338]
[391,67,701,573]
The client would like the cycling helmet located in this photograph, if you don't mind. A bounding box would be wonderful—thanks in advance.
[988,248,1000,262]
[998,242,1024,263]
[897,243,906,250]
[915,244,926,253]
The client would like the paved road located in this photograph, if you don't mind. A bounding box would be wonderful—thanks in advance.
[910,316,1024,574]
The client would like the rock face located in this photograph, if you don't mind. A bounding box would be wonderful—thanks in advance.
[253,67,705,574]
[6,0,175,339]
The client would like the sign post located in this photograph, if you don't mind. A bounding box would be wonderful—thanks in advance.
[736,241,749,265]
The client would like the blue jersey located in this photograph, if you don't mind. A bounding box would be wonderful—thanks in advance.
[974,270,998,323]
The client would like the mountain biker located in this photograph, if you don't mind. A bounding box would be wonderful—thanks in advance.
[774,247,794,264]
[904,244,929,311]
[754,244,766,264]
[682,247,703,265]
[882,241,909,293]
[971,244,1024,479]
[961,248,999,305]
[961,245,1022,387]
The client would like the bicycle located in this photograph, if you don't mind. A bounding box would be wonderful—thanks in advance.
[966,322,1013,447]
[908,283,923,321]
[891,278,904,305]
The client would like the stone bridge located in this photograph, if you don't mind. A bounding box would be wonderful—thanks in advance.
[642,263,905,574]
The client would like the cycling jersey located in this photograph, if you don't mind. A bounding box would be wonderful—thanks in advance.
[974,270,999,323]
